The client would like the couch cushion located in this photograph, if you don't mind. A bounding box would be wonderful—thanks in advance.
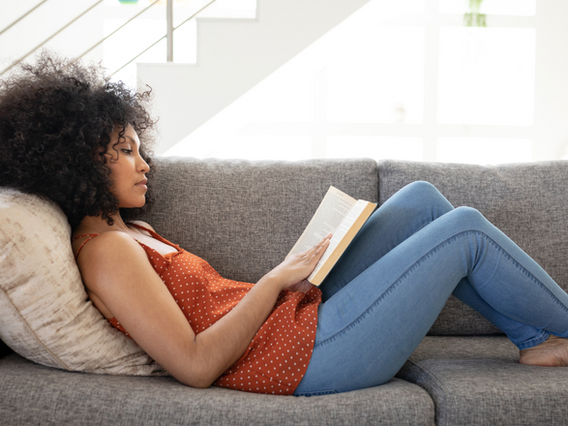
[378,160,568,335]
[0,354,435,426]
[397,336,568,425]
[403,335,519,365]
[142,158,378,283]
[0,188,164,375]
[414,359,568,426]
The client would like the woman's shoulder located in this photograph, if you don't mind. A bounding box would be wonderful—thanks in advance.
[73,229,144,262]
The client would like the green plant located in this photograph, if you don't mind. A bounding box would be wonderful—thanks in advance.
[464,0,486,27]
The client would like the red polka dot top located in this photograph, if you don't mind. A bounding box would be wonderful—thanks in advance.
[74,224,321,395]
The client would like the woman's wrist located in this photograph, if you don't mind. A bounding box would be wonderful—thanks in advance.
[257,272,288,292]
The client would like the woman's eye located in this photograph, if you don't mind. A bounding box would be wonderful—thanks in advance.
[122,149,133,155]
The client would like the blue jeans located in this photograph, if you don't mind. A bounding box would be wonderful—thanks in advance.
[293,181,568,396]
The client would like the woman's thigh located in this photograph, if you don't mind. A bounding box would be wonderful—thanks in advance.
[320,181,454,301]
[296,209,471,395]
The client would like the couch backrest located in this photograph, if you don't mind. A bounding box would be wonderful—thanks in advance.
[142,158,378,283]
[378,160,568,336]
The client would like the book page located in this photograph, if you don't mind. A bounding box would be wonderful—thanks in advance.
[307,200,369,282]
[287,186,357,257]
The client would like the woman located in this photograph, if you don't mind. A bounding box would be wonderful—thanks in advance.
[1,54,567,396]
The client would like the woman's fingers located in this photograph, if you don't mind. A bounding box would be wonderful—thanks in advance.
[306,234,332,261]
[265,234,333,291]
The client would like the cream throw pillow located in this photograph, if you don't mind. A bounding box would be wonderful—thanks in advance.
[0,188,165,375]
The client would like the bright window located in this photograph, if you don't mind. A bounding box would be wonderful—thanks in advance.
[327,26,424,124]
[438,0,536,16]
[437,27,535,126]
[166,0,544,165]
[437,138,532,164]
[327,137,424,162]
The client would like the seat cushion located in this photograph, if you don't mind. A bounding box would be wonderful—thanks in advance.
[408,359,568,425]
[397,336,568,425]
[0,354,435,426]
[0,188,163,375]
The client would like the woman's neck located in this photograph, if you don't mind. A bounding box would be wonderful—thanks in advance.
[76,211,129,234]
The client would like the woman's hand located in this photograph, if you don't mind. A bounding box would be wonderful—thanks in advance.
[263,234,332,291]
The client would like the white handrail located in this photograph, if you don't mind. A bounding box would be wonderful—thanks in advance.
[110,0,217,78]
[1,0,217,79]
[0,0,50,37]
[75,0,161,61]
[167,0,174,62]
[0,0,104,76]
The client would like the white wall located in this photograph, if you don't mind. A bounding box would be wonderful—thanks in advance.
[533,0,568,160]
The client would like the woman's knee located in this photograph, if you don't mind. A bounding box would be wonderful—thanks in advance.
[398,181,453,211]
[450,206,488,229]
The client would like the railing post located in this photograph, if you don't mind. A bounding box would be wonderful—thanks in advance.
[167,0,174,62]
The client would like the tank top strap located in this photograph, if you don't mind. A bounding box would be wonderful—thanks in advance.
[72,233,100,260]
[128,222,181,252]
[128,222,155,236]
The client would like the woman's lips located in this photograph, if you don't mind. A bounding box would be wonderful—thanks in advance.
[136,178,148,189]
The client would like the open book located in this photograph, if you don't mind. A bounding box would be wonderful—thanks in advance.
[287,186,377,286]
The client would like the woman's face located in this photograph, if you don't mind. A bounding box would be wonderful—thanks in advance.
[105,124,150,209]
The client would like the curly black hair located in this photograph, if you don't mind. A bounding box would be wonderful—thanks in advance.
[0,52,156,229]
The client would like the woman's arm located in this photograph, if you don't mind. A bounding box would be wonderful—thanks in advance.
[77,231,330,388]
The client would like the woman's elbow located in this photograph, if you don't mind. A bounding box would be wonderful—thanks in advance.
[171,352,221,389]
[167,334,227,388]
[176,370,217,389]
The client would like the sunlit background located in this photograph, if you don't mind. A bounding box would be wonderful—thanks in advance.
[1,0,567,165]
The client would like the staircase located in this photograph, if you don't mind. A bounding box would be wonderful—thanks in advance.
[137,0,372,154]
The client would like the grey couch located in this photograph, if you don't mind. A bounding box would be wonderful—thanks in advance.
[2,157,568,425]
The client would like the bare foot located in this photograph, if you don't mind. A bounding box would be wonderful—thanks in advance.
[519,335,568,367]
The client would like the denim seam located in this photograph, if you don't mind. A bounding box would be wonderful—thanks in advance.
[516,330,550,350]
[314,229,568,349]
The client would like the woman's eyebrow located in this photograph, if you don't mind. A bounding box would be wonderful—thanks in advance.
[124,135,140,146]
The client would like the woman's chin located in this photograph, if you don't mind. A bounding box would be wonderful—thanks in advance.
[119,199,146,209]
